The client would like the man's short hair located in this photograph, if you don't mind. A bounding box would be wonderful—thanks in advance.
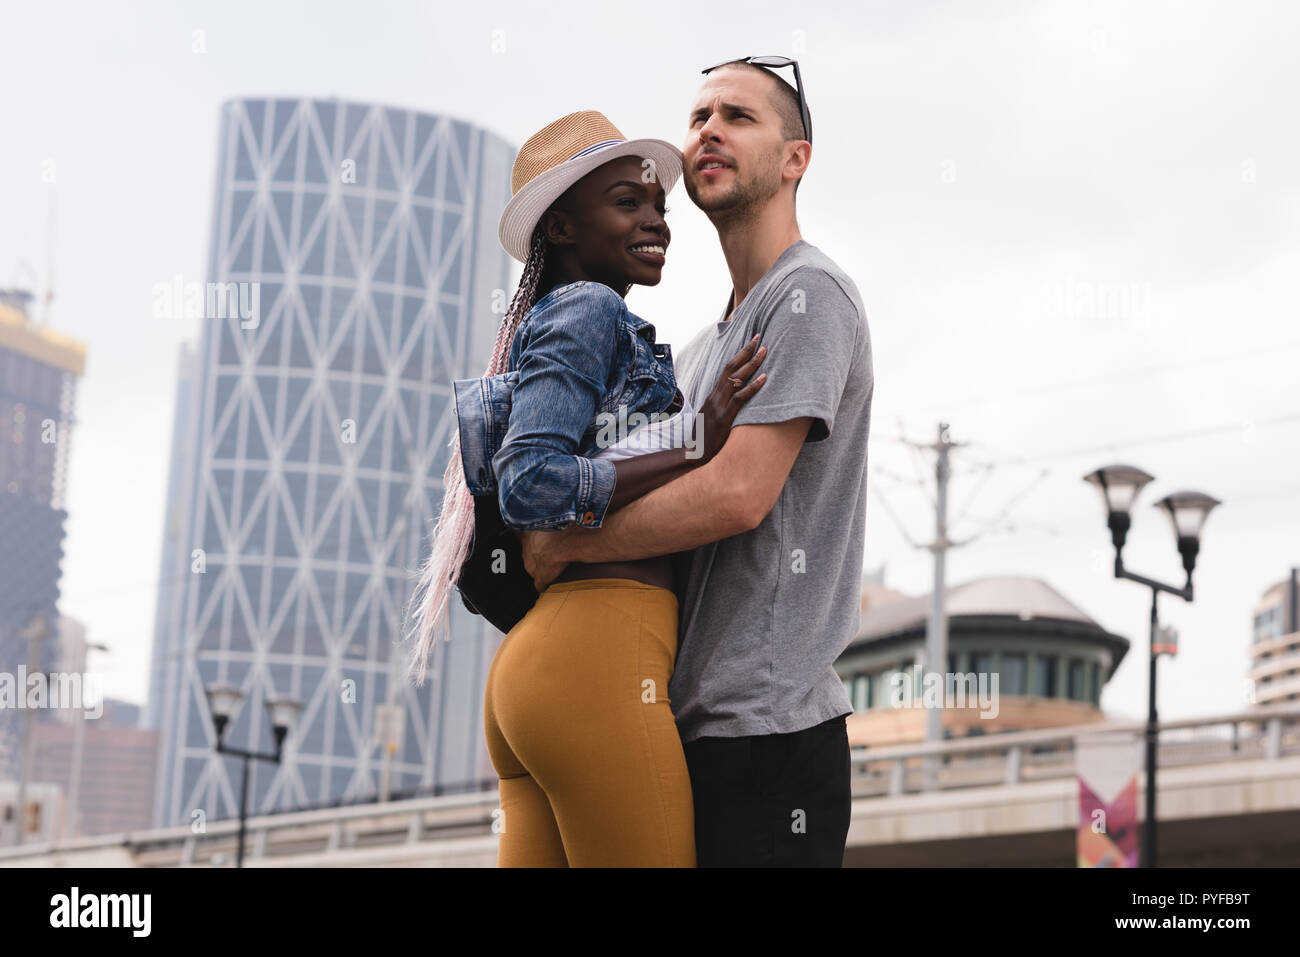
[714,61,810,193]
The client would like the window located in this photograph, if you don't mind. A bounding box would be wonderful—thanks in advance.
[1001,654,1026,695]
[898,660,917,701]
[874,671,890,709]
[878,669,907,709]
[853,675,870,711]
[1067,659,1085,701]
[1032,656,1057,697]
[1255,606,1284,644]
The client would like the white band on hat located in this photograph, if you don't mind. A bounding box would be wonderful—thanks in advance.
[566,139,625,161]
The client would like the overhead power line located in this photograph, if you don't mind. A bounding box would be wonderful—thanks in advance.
[876,410,1300,469]
[969,411,1300,467]
[896,339,1300,415]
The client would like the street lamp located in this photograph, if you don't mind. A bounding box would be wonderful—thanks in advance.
[12,609,48,847]
[63,641,110,842]
[1154,491,1221,582]
[204,684,301,868]
[1083,464,1220,868]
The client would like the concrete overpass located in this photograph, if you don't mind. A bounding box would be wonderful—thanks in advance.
[2,705,1296,867]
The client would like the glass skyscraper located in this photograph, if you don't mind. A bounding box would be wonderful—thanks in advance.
[148,97,515,825]
[0,289,85,780]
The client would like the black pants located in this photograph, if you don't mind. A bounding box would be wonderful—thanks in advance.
[682,714,850,867]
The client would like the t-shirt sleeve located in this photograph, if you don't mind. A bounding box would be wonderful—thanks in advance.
[729,265,863,442]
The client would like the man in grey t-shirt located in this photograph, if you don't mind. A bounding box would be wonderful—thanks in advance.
[522,60,872,866]
[669,239,871,746]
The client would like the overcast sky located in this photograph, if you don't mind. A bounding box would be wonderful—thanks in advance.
[2,0,1296,722]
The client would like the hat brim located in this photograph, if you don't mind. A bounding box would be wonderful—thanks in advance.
[498,138,683,263]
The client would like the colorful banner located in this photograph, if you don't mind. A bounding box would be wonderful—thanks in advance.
[1076,730,1142,867]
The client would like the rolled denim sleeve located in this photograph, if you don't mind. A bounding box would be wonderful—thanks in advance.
[453,377,494,495]
[453,372,517,495]
[492,283,621,531]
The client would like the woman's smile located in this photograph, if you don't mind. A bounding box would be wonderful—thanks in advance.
[628,241,667,265]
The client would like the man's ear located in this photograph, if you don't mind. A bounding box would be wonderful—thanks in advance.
[542,208,575,247]
[783,141,811,185]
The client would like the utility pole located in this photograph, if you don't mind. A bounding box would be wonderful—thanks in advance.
[62,641,109,841]
[378,515,412,802]
[377,693,403,802]
[13,611,49,846]
[43,190,57,326]
[874,420,1048,791]
[922,423,963,789]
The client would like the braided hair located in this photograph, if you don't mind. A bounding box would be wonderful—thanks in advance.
[403,226,552,685]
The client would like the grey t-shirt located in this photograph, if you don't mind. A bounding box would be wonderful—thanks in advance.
[668,239,873,744]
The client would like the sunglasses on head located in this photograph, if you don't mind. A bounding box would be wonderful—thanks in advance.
[700,55,812,144]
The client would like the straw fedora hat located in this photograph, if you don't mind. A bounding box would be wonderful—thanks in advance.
[498,110,683,263]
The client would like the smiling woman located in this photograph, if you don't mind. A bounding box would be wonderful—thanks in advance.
[539,155,673,290]
[403,110,768,868]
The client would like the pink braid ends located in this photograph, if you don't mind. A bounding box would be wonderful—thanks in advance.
[402,228,549,685]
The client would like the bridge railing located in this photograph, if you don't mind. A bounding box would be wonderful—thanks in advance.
[0,789,499,867]
[3,705,1297,865]
[849,703,1300,797]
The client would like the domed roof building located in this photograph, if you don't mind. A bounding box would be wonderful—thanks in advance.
[836,574,1131,748]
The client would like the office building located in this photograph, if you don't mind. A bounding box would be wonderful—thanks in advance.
[0,288,85,778]
[148,98,515,826]
[1250,568,1300,705]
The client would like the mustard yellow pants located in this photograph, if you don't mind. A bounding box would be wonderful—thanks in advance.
[483,578,696,867]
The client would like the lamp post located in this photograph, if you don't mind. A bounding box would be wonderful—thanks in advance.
[204,685,301,868]
[12,609,48,847]
[1083,464,1220,868]
[63,641,110,841]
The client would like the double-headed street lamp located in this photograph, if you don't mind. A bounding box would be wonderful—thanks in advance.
[205,685,302,868]
[1083,464,1220,868]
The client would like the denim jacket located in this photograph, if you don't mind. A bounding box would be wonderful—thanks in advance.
[453,281,678,531]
